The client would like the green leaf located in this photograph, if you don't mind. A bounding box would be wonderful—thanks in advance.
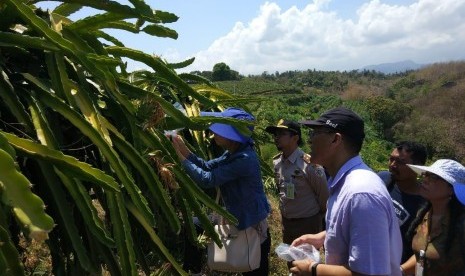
[58,0,139,17]
[0,69,34,132]
[44,52,76,106]
[104,120,180,232]
[5,0,110,81]
[53,3,83,16]
[106,47,216,107]
[142,24,178,39]
[118,81,198,128]
[55,170,115,247]
[0,147,55,241]
[0,32,60,51]
[92,30,125,47]
[87,53,123,66]
[107,192,138,276]
[22,74,153,225]
[5,1,77,52]
[153,10,179,23]
[170,58,196,70]
[27,97,115,247]
[67,13,131,31]
[127,0,153,18]
[0,225,25,276]
[1,131,120,192]
[62,0,173,24]
[35,161,94,271]
[126,202,188,276]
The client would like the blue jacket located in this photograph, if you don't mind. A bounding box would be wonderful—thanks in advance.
[182,143,270,230]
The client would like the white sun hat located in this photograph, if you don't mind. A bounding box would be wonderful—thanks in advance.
[407,159,465,205]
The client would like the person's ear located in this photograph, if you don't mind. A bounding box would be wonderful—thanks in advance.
[291,134,300,143]
[331,133,343,144]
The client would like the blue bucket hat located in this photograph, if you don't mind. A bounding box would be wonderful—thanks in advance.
[200,107,255,144]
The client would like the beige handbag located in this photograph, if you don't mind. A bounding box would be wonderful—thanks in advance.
[207,190,261,272]
[207,224,261,272]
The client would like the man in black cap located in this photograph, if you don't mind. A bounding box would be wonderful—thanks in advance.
[289,107,402,276]
[265,119,328,249]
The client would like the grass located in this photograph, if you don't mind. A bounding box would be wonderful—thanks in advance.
[267,193,291,276]
[267,191,325,276]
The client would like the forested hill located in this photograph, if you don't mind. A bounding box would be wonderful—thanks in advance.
[213,61,465,167]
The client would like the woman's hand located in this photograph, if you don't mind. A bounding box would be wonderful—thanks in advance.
[170,134,191,160]
[401,254,417,275]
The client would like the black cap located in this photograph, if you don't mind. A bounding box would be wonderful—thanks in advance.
[300,107,365,141]
[265,119,301,137]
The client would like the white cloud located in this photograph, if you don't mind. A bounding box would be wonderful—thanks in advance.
[177,0,465,74]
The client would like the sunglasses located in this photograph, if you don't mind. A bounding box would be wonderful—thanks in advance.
[307,129,335,139]
[420,172,443,181]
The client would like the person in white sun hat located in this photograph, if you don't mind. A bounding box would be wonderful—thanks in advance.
[400,159,465,276]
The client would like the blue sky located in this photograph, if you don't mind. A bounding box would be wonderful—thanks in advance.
[39,0,465,74]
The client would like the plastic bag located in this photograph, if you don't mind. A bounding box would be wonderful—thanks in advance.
[275,243,320,262]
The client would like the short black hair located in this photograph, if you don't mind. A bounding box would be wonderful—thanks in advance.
[395,141,427,165]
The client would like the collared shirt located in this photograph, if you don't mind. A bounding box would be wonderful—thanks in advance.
[182,143,270,230]
[325,155,402,276]
[273,148,328,218]
[412,210,465,275]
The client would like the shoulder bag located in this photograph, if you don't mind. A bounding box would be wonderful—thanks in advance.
[207,190,261,272]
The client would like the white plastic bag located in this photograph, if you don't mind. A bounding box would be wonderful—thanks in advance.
[275,243,320,262]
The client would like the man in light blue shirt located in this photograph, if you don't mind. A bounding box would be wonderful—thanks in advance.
[290,107,402,276]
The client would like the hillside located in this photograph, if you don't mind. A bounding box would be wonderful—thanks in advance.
[215,61,465,166]
[362,60,426,74]
[388,61,465,160]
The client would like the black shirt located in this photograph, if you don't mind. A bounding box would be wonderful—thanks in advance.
[389,183,426,263]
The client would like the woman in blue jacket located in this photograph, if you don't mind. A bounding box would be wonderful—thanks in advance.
[171,107,270,275]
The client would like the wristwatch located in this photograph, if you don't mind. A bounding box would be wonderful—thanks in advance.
[311,262,319,276]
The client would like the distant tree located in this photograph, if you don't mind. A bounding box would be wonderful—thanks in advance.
[212,62,232,81]
[230,69,241,81]
[365,96,411,134]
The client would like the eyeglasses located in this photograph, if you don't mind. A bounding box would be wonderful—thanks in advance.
[420,172,443,181]
[308,129,335,139]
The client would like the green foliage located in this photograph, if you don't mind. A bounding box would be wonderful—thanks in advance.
[216,78,290,95]
[0,1,252,275]
[386,62,465,162]
[2,2,464,274]
[365,96,411,134]
[215,62,465,167]
[211,62,240,81]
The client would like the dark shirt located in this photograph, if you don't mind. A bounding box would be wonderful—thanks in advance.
[389,183,426,263]
[412,210,465,275]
